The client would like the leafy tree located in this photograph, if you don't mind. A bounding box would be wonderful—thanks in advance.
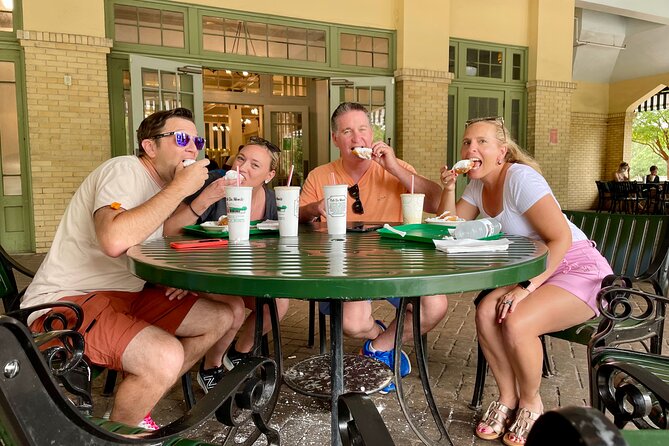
[632,110,669,177]
[631,142,666,180]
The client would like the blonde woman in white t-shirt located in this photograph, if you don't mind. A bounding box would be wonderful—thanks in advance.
[437,117,612,446]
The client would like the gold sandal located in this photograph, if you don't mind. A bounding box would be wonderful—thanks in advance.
[475,401,515,440]
[502,407,541,446]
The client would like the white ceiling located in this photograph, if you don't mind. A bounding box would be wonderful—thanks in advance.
[573,0,669,83]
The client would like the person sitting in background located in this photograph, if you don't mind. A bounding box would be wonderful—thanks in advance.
[438,116,612,446]
[646,165,660,183]
[164,136,289,389]
[21,108,245,429]
[299,102,449,394]
[613,162,630,181]
[205,155,220,171]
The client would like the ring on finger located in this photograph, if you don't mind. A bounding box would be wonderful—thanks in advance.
[503,300,513,305]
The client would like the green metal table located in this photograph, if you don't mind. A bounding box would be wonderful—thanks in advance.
[127,223,548,445]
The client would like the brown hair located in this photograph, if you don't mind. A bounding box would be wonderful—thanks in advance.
[136,107,195,156]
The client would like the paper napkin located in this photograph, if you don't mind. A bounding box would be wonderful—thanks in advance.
[433,238,511,253]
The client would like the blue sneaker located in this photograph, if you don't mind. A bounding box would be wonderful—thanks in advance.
[361,339,411,394]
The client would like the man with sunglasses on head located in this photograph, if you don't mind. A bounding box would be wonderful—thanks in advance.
[299,101,448,393]
[22,107,245,430]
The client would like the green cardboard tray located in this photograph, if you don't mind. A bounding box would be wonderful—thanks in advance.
[183,220,278,238]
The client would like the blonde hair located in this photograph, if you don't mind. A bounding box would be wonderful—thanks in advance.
[476,120,543,175]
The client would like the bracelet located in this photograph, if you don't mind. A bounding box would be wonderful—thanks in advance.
[188,202,200,217]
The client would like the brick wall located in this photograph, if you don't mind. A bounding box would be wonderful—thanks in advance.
[570,112,609,209]
[606,112,634,181]
[395,68,452,185]
[18,31,112,252]
[527,80,577,208]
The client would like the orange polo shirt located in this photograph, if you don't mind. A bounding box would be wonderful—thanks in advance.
[300,158,416,223]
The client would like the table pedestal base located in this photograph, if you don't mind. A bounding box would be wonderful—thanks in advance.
[284,354,393,398]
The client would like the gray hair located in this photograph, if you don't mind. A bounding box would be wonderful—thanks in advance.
[330,102,371,132]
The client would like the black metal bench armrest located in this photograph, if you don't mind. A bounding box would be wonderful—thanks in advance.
[7,301,84,332]
[526,406,628,446]
[0,315,280,445]
[338,392,395,446]
[594,359,669,429]
[589,281,669,352]
[0,244,35,280]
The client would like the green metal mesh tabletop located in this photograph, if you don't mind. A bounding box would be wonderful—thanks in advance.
[127,224,548,299]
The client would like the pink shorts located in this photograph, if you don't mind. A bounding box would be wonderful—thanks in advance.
[543,240,613,316]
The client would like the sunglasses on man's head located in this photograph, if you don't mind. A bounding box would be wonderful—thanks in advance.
[347,183,364,215]
[248,136,281,153]
[152,131,206,151]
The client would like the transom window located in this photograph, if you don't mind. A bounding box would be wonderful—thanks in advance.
[272,75,307,97]
[203,69,260,94]
[466,48,503,79]
[202,16,326,63]
[114,4,185,48]
[340,33,389,68]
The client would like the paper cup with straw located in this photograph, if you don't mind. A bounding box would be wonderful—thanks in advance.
[401,175,424,224]
[275,165,300,237]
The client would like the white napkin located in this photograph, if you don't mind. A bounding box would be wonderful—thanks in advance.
[433,238,511,253]
[256,220,279,230]
[383,224,406,237]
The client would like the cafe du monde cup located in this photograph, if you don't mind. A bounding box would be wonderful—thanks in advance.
[401,193,425,225]
[323,184,348,235]
[275,186,300,237]
[225,186,252,241]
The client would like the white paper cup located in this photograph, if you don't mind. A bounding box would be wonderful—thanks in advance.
[323,184,348,235]
[275,186,301,237]
[401,193,425,225]
[225,186,253,241]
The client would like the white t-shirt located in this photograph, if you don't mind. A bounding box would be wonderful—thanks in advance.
[22,156,163,322]
[460,163,587,242]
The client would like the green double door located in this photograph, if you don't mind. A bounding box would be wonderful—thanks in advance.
[0,49,32,252]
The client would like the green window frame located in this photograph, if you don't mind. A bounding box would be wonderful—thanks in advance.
[105,0,395,77]
[450,38,526,84]
[0,0,21,42]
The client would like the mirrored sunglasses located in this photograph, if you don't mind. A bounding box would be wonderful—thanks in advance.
[152,131,206,151]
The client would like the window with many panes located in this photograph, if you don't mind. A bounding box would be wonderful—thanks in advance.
[202,16,326,63]
[0,0,12,33]
[272,75,307,97]
[451,39,526,83]
[114,4,185,48]
[203,69,260,94]
[339,32,389,69]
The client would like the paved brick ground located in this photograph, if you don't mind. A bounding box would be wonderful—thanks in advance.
[11,253,669,445]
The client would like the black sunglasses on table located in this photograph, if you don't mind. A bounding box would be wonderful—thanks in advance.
[347,184,364,215]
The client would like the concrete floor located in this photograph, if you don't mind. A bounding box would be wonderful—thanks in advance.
[11,253,665,445]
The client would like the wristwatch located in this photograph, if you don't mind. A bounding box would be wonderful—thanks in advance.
[518,280,536,292]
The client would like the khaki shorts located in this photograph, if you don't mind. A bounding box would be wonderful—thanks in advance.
[30,286,198,371]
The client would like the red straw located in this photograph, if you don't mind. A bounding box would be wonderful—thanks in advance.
[330,172,336,185]
[236,166,240,187]
[287,164,294,186]
[411,174,415,194]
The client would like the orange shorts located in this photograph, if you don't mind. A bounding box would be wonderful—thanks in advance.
[30,286,198,371]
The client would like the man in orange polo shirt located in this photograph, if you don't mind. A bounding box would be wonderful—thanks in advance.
[299,102,448,393]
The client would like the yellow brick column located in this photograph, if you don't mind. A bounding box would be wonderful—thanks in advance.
[606,112,634,180]
[570,112,609,209]
[527,79,576,207]
[394,68,452,184]
[18,31,113,252]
